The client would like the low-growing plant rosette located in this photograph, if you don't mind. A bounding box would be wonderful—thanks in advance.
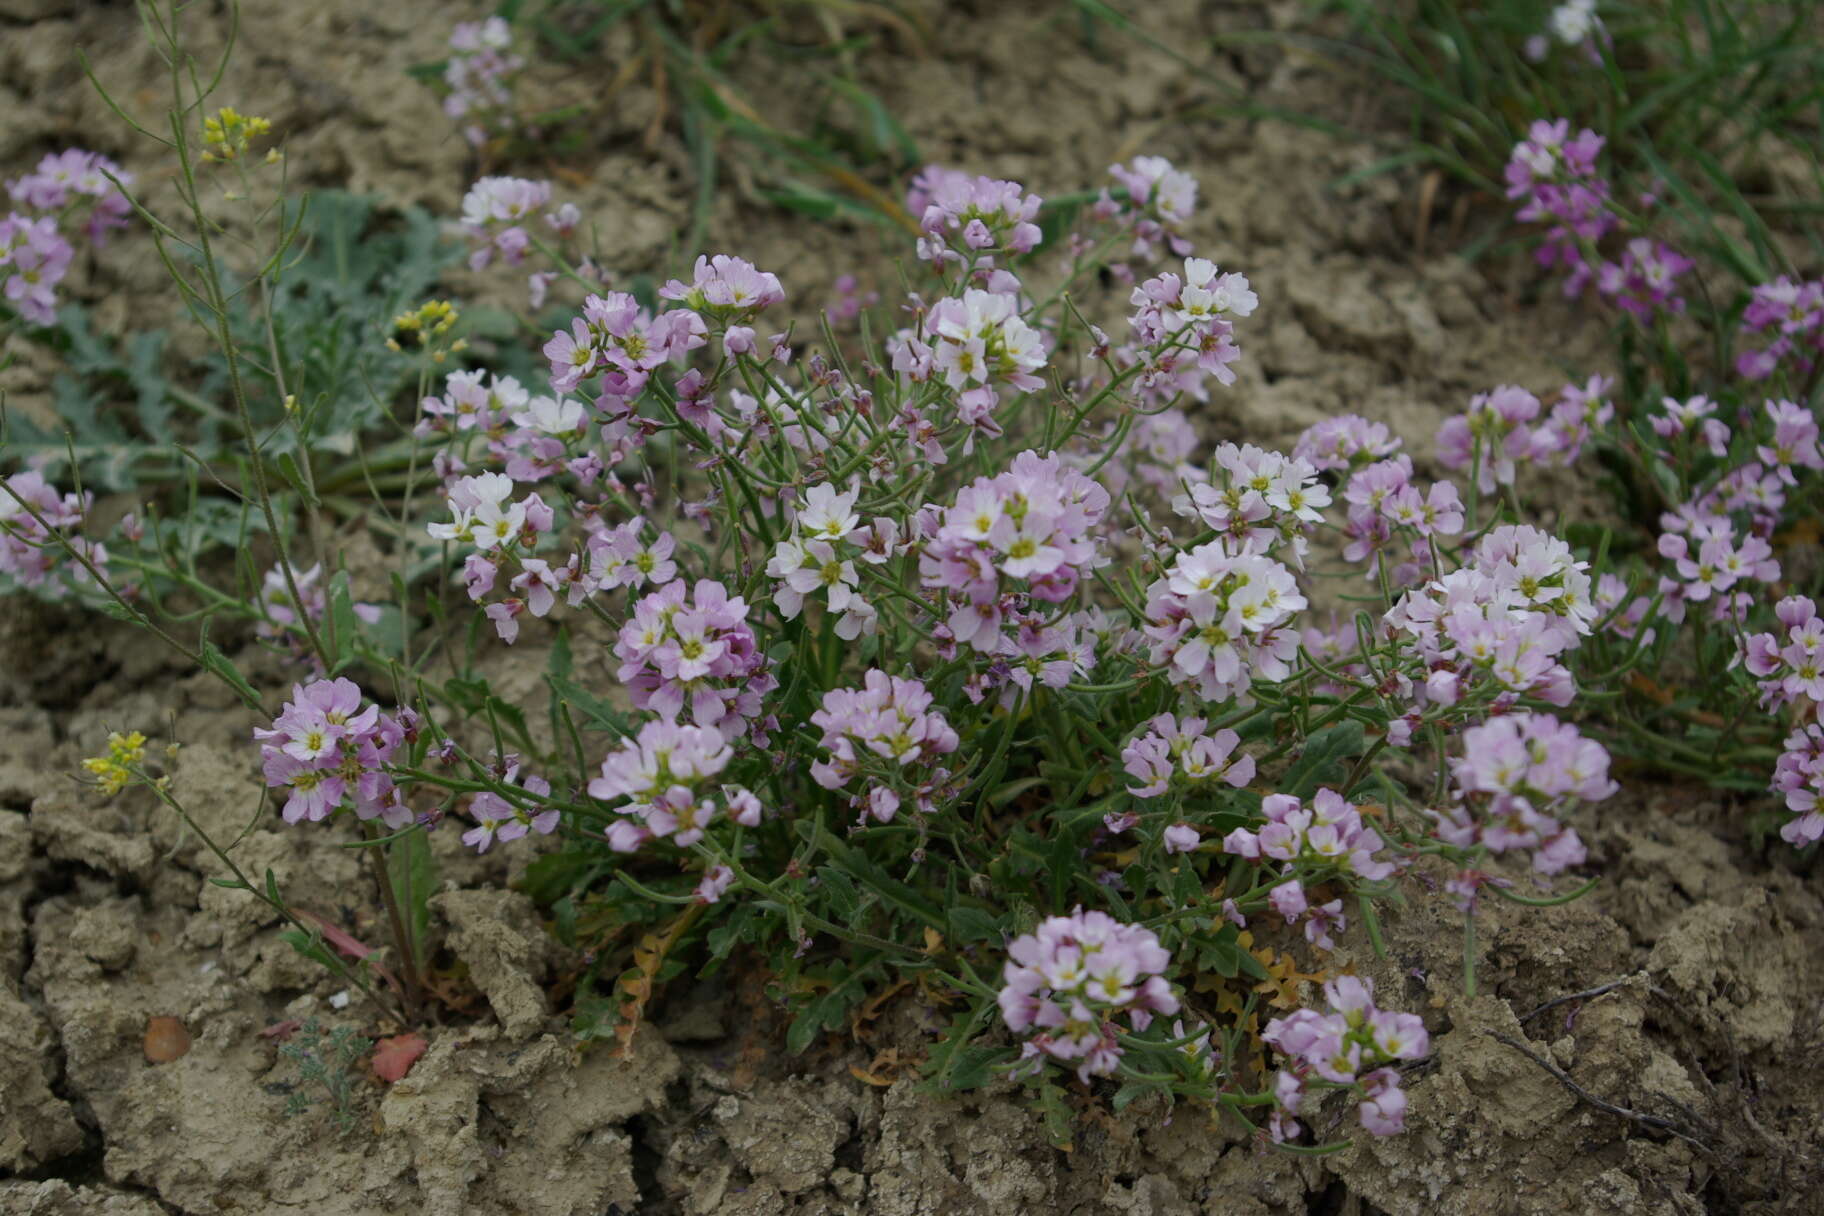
[9,93,1824,1155]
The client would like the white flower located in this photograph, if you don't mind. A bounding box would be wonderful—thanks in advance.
[796,483,860,541]
[512,395,585,435]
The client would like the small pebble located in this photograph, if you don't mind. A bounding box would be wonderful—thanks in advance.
[144,1016,192,1064]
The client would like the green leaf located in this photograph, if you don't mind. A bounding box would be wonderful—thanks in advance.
[548,626,574,679]
[275,452,321,510]
[197,633,263,709]
[1035,1078,1075,1150]
[1281,721,1365,798]
[945,1044,1012,1090]
[386,827,438,974]
[278,928,338,972]
[816,866,862,922]
[547,674,635,737]
[706,904,759,963]
[923,997,997,1089]
[785,962,876,1055]
[794,821,946,931]
[1112,1079,1158,1113]
[1199,923,1267,981]
[946,905,1001,945]
[327,569,359,670]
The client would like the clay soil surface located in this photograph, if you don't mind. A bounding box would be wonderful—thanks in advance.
[2,1,1822,1213]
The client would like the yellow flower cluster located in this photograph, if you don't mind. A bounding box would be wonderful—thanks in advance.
[81,731,148,797]
[387,300,467,361]
[201,107,272,163]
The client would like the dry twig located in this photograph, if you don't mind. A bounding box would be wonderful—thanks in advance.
[1483,1031,1718,1161]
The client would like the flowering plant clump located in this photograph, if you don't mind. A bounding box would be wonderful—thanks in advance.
[10,14,1824,1156]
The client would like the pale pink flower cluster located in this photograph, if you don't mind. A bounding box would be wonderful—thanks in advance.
[542,291,707,398]
[1141,541,1305,703]
[586,516,680,594]
[1736,276,1824,382]
[1096,155,1197,260]
[444,18,523,147]
[460,176,551,270]
[1757,398,1824,484]
[1435,385,1543,494]
[1504,120,1613,297]
[1333,455,1456,584]
[889,288,1047,441]
[998,909,1179,1082]
[1384,525,1594,710]
[1437,711,1615,874]
[1524,0,1603,61]
[588,719,760,865]
[916,450,1110,653]
[420,369,530,433]
[1434,375,1621,488]
[1535,375,1615,465]
[8,148,133,243]
[1121,714,1255,798]
[1223,789,1396,881]
[462,756,556,853]
[1770,722,1824,846]
[1741,596,1824,710]
[959,609,1100,709]
[0,471,105,595]
[767,484,886,640]
[659,254,784,323]
[416,370,615,487]
[907,168,1043,267]
[1293,414,1401,474]
[426,473,561,641]
[1128,257,1257,396]
[1598,238,1693,321]
[808,670,960,824]
[614,579,774,739]
[4,149,131,325]
[1263,976,1429,1140]
[1655,521,1778,626]
[253,679,413,827]
[1173,442,1331,565]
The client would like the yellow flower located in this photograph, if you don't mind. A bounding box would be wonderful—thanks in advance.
[81,731,149,798]
[201,107,273,163]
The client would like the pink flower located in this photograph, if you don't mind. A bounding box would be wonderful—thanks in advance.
[1163,823,1200,854]
[1268,879,1307,922]
[695,864,735,904]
